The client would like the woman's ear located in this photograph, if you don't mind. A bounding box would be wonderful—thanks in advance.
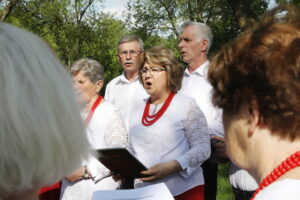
[96,80,103,93]
[247,101,260,136]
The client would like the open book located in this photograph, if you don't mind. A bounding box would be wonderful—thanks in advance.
[97,147,149,178]
[93,183,174,200]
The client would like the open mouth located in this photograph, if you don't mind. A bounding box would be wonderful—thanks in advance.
[124,62,133,67]
[181,51,187,56]
[145,81,152,87]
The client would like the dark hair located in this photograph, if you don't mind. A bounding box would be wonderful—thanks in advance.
[140,46,184,93]
[208,5,300,141]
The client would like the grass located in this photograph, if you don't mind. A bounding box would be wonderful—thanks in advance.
[217,163,234,200]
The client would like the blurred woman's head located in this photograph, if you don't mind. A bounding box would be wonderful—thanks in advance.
[208,5,300,167]
[71,59,104,104]
[139,46,184,97]
[0,23,90,200]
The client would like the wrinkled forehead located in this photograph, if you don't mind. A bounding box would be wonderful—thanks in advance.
[118,41,141,52]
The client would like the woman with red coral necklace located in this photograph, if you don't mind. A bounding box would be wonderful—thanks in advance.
[208,5,300,200]
[128,46,211,200]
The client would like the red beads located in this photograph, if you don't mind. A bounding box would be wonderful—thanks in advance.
[141,92,175,126]
[250,151,300,200]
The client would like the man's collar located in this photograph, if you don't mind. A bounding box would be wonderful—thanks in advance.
[118,72,139,83]
[184,60,210,77]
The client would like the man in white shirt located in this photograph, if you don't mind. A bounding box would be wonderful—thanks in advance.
[178,22,226,200]
[105,35,148,129]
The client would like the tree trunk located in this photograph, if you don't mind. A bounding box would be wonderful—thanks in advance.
[0,0,21,22]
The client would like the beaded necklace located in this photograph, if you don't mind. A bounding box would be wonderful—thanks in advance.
[251,151,300,200]
[141,92,175,126]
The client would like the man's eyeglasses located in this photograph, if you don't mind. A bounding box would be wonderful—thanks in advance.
[140,67,166,75]
[118,50,142,57]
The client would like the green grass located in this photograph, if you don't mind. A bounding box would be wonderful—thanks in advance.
[217,163,234,200]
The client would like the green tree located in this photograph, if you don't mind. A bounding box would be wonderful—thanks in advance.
[0,0,20,21]
[2,0,128,83]
[125,0,269,53]
[275,0,300,6]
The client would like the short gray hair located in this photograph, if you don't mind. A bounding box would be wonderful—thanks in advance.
[71,58,104,83]
[117,35,144,52]
[0,23,90,199]
[179,22,213,53]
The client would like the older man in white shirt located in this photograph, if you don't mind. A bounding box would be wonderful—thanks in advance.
[178,22,226,200]
[105,35,148,129]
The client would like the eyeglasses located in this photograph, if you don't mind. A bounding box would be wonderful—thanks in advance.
[118,50,142,57]
[140,67,166,75]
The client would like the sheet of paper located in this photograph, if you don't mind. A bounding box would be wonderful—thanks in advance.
[93,183,174,200]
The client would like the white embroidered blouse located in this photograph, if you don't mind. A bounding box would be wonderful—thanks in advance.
[129,94,211,196]
[60,100,128,200]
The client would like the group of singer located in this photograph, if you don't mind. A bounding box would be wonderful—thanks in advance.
[1,4,300,200]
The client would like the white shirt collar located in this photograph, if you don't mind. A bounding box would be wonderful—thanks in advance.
[184,60,210,77]
[119,72,139,84]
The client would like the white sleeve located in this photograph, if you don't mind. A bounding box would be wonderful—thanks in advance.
[104,108,128,148]
[87,108,128,182]
[104,82,111,101]
[176,99,211,177]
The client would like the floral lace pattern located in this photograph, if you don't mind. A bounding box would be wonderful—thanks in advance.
[60,102,128,200]
[104,109,128,148]
[183,99,211,167]
[91,106,128,181]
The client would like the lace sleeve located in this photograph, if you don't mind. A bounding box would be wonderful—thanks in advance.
[104,108,128,148]
[88,108,128,182]
[177,99,211,168]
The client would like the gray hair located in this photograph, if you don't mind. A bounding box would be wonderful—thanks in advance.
[71,59,104,83]
[117,35,144,52]
[179,22,213,53]
[0,23,90,199]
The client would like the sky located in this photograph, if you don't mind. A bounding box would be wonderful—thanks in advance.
[101,0,277,20]
[102,0,129,20]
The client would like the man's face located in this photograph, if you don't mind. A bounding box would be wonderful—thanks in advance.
[117,41,143,75]
[178,26,205,64]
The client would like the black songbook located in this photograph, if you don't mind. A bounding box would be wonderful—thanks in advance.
[97,148,149,178]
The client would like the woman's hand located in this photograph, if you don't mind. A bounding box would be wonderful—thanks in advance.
[111,172,125,182]
[139,160,181,182]
[66,166,90,182]
[211,136,229,163]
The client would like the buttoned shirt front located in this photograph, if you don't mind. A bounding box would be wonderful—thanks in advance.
[105,73,149,129]
[179,60,224,137]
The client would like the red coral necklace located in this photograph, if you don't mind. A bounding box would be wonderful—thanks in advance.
[141,92,175,126]
[250,151,300,200]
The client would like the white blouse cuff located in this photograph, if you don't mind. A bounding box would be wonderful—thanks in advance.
[176,157,189,170]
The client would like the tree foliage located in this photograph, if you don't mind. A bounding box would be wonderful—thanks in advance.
[125,0,269,54]
[1,0,127,83]
[0,0,279,84]
[275,0,300,6]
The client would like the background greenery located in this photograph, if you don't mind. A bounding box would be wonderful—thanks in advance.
[217,164,234,200]
[1,0,298,87]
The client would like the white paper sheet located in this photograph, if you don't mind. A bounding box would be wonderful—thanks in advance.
[93,183,174,200]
